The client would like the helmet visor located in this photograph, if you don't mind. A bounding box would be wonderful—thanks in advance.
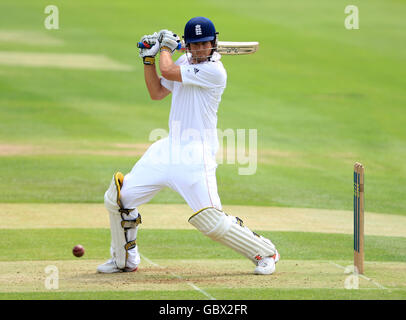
[186,42,217,64]
[186,36,215,44]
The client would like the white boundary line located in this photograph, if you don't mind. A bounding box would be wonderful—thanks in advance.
[140,253,216,300]
[330,262,387,290]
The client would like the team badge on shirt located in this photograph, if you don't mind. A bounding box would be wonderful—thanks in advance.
[194,68,200,74]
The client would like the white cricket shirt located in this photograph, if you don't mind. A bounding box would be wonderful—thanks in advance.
[160,53,227,157]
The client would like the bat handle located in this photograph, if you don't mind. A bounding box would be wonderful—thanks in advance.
[137,42,183,50]
[137,42,151,49]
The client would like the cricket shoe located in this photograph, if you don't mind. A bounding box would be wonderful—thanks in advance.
[254,250,280,275]
[97,258,138,273]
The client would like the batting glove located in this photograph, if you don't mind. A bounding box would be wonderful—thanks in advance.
[158,29,180,55]
[139,32,160,65]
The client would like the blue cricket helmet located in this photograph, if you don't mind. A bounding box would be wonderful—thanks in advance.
[183,17,218,44]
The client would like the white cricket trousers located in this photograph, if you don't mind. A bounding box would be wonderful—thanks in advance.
[120,137,222,214]
[108,137,222,268]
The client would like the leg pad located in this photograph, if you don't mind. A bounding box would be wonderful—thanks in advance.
[104,172,141,269]
[189,208,276,264]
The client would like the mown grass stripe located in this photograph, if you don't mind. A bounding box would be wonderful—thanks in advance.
[0,288,405,300]
[0,229,405,262]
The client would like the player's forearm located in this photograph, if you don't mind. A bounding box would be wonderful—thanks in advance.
[144,65,166,100]
[159,51,182,82]
[159,51,174,74]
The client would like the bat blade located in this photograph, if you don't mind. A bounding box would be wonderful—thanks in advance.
[216,41,259,55]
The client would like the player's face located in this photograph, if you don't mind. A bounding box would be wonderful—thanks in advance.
[189,41,213,63]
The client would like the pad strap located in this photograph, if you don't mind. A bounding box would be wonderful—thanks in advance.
[125,240,137,251]
[121,215,142,229]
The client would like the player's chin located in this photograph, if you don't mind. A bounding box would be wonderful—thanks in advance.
[193,55,209,63]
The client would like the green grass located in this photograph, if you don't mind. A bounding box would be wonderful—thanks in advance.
[1,288,405,300]
[1,227,405,299]
[1,155,406,215]
[0,0,405,300]
[0,0,405,215]
[1,229,405,262]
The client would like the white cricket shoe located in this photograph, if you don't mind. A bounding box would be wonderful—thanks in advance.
[97,258,138,273]
[254,250,280,275]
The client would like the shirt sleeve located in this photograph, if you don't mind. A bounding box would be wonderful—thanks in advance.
[160,76,174,92]
[160,55,187,91]
[180,63,227,89]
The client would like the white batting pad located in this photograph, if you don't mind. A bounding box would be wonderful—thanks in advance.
[189,207,276,264]
[104,173,140,269]
[108,212,139,269]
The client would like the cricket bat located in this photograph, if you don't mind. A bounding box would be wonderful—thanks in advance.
[137,41,259,55]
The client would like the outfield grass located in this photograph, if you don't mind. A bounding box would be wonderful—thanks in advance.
[2,289,405,300]
[0,0,405,214]
[0,0,405,300]
[1,228,406,263]
[0,154,405,214]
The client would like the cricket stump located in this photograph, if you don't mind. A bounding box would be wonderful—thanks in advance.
[354,162,364,274]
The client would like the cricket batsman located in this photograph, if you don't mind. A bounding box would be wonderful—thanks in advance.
[97,17,279,275]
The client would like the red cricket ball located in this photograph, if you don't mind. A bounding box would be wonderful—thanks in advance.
[72,244,85,258]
